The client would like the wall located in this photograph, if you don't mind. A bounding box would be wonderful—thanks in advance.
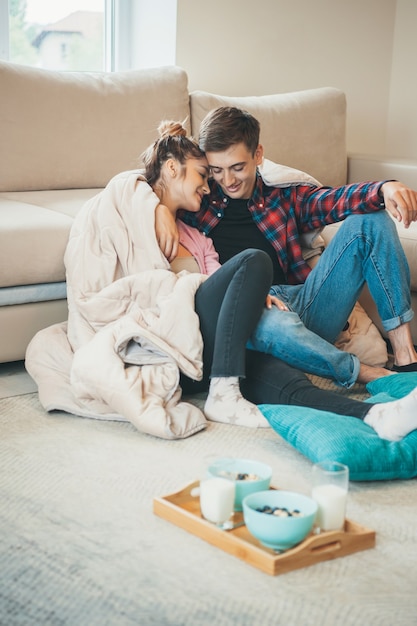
[176,0,417,160]
[130,0,176,69]
[386,0,417,159]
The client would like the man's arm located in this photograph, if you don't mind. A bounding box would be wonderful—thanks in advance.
[155,204,179,261]
[292,181,417,230]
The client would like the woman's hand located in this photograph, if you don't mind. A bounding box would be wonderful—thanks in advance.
[155,204,179,261]
[265,294,289,311]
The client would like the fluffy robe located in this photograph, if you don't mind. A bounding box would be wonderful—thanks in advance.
[26,171,208,440]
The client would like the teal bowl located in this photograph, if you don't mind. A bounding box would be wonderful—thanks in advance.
[243,490,317,551]
[208,458,272,511]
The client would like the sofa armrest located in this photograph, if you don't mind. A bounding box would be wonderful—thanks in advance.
[348,153,417,188]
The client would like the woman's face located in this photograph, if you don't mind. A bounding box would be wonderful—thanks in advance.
[175,157,210,212]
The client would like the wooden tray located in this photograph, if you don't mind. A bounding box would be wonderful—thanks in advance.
[153,480,376,576]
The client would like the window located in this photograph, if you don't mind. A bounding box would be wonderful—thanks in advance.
[6,0,105,70]
[0,0,176,72]
[60,43,67,62]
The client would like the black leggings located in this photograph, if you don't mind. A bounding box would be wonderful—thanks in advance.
[181,249,272,392]
[241,351,370,420]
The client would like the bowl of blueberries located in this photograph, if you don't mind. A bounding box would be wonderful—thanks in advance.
[242,490,318,551]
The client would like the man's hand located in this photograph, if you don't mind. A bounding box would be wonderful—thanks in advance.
[381,181,417,228]
[266,295,289,311]
[155,204,179,261]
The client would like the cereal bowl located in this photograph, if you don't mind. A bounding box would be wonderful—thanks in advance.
[242,490,317,551]
[207,458,272,511]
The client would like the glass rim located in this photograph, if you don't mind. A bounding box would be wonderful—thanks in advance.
[313,460,349,473]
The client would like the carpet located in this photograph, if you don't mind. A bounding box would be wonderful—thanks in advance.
[1,391,417,626]
[306,374,368,400]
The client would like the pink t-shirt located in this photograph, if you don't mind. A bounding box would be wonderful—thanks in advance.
[177,221,221,276]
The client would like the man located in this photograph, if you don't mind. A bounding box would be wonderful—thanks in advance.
[156,106,417,387]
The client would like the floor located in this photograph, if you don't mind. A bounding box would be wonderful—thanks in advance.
[0,360,37,400]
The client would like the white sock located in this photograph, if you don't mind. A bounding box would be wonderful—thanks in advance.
[204,377,270,428]
[364,386,417,441]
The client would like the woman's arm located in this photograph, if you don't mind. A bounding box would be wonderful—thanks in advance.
[155,203,179,261]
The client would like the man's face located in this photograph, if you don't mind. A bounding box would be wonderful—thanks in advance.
[206,142,263,200]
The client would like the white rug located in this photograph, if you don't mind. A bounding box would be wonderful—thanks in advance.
[1,391,417,626]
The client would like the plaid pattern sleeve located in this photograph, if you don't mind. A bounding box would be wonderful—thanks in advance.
[290,181,385,230]
[252,180,384,283]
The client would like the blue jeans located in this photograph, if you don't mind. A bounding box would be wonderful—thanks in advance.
[248,211,413,388]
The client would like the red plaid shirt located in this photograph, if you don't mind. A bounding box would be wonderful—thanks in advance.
[179,173,384,284]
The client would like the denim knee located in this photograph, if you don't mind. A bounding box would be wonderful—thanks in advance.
[247,307,309,356]
[341,210,396,238]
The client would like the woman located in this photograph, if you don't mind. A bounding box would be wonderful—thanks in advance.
[50,120,279,434]
[140,120,274,427]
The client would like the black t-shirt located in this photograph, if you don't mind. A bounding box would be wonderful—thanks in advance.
[209,198,287,285]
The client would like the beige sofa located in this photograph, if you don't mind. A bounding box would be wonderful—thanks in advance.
[1,59,417,363]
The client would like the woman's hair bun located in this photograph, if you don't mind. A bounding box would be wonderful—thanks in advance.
[158,120,187,139]
[142,118,202,186]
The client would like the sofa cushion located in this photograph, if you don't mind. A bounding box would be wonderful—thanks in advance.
[0,62,190,192]
[190,87,347,187]
[0,188,100,219]
[0,300,69,363]
[334,302,388,367]
[391,221,417,291]
[0,283,67,306]
[0,190,98,287]
[259,373,417,482]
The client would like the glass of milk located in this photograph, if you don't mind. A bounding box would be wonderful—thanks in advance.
[199,458,236,529]
[311,461,349,532]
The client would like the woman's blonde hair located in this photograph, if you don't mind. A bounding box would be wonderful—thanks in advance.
[141,120,205,186]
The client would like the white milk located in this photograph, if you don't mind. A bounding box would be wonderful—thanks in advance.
[312,484,347,531]
[200,477,235,525]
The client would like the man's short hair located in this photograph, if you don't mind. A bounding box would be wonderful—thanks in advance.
[198,106,260,156]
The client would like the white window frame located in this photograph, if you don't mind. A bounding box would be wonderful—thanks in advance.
[104,0,117,71]
[0,0,9,60]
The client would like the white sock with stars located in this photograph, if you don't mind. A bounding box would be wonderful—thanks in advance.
[204,377,270,428]
[364,386,417,441]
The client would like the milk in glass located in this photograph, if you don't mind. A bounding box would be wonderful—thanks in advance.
[312,483,347,531]
[200,477,235,525]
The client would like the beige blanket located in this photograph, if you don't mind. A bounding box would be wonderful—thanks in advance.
[26,171,208,439]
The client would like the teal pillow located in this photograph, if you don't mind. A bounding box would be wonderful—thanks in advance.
[259,373,417,482]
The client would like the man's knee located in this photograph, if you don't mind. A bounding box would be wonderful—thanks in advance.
[342,211,396,237]
[249,308,304,349]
